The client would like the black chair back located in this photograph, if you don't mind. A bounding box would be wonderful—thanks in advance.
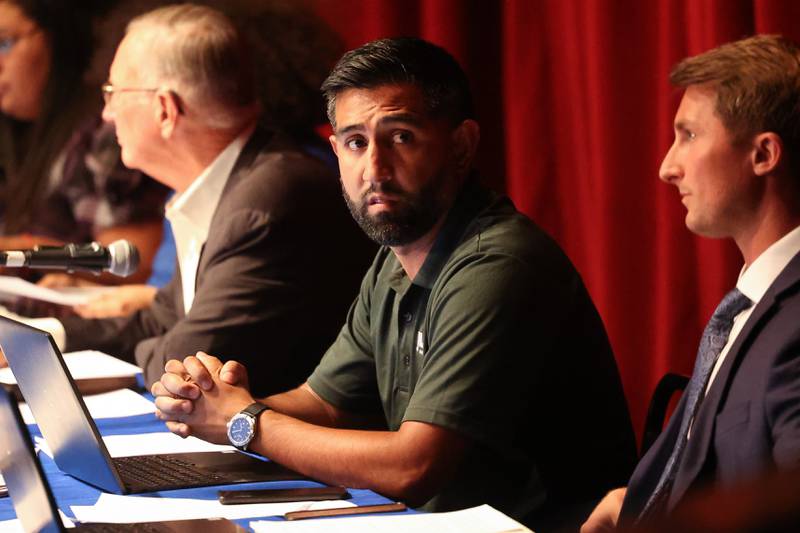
[640,372,690,456]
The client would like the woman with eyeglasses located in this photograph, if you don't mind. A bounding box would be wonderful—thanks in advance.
[0,0,167,291]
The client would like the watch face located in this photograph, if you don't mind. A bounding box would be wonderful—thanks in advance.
[228,415,253,447]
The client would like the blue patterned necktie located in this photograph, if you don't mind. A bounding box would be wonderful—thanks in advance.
[638,287,752,520]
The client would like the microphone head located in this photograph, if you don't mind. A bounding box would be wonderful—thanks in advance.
[106,240,139,277]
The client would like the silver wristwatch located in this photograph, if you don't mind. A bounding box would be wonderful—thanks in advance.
[226,402,269,450]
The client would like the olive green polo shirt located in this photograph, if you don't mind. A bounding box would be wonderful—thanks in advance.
[308,182,546,436]
[307,181,635,521]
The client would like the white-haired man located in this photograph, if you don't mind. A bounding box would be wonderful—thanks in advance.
[27,4,371,396]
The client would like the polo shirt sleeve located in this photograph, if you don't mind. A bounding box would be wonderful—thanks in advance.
[307,257,383,415]
[402,251,572,445]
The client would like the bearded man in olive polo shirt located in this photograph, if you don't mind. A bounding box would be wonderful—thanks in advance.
[153,37,636,531]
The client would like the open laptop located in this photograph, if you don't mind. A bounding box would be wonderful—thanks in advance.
[0,386,248,532]
[0,316,304,494]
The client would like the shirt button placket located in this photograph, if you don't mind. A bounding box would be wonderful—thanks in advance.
[400,311,413,367]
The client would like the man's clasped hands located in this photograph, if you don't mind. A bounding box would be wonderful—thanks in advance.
[152,352,255,444]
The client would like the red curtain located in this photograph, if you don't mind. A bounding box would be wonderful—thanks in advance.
[308,0,800,440]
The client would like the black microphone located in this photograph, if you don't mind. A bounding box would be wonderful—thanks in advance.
[0,240,140,277]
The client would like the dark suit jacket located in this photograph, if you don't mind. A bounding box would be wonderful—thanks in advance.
[621,249,800,521]
[62,128,374,397]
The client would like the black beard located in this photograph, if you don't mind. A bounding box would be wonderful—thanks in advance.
[342,178,446,247]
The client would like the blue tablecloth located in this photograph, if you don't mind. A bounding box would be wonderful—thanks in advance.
[0,391,402,530]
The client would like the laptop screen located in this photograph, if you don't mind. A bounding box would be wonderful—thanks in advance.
[0,317,124,493]
[0,386,63,533]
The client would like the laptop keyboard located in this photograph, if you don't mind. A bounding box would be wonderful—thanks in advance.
[114,455,226,490]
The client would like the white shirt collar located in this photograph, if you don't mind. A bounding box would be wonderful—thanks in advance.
[164,126,254,312]
[737,224,800,304]
[165,126,253,235]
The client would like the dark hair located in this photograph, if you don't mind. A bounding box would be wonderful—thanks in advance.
[321,37,474,129]
[0,0,112,233]
[670,34,800,170]
[223,0,342,137]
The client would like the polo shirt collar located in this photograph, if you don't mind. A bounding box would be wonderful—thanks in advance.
[413,176,490,289]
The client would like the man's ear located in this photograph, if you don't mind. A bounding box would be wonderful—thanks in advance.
[155,89,181,139]
[752,132,783,176]
[452,119,480,175]
[329,134,339,158]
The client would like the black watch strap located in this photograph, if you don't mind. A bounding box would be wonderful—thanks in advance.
[242,402,269,419]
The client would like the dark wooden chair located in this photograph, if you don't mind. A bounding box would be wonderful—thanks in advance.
[640,372,690,457]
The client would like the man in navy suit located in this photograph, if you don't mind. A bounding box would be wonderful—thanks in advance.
[582,34,800,532]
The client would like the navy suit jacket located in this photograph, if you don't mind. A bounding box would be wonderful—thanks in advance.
[621,249,800,521]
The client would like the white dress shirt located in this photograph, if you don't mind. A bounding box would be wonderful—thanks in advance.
[165,129,251,313]
[705,223,800,394]
[681,225,800,440]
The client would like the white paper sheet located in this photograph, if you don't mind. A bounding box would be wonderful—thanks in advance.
[18,388,155,425]
[0,510,75,532]
[103,433,237,457]
[35,432,236,460]
[0,350,141,385]
[71,493,355,523]
[249,504,532,533]
[0,519,22,532]
[0,276,111,306]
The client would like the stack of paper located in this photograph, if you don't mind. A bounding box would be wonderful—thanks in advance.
[0,349,142,398]
[18,388,154,425]
[0,350,142,386]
